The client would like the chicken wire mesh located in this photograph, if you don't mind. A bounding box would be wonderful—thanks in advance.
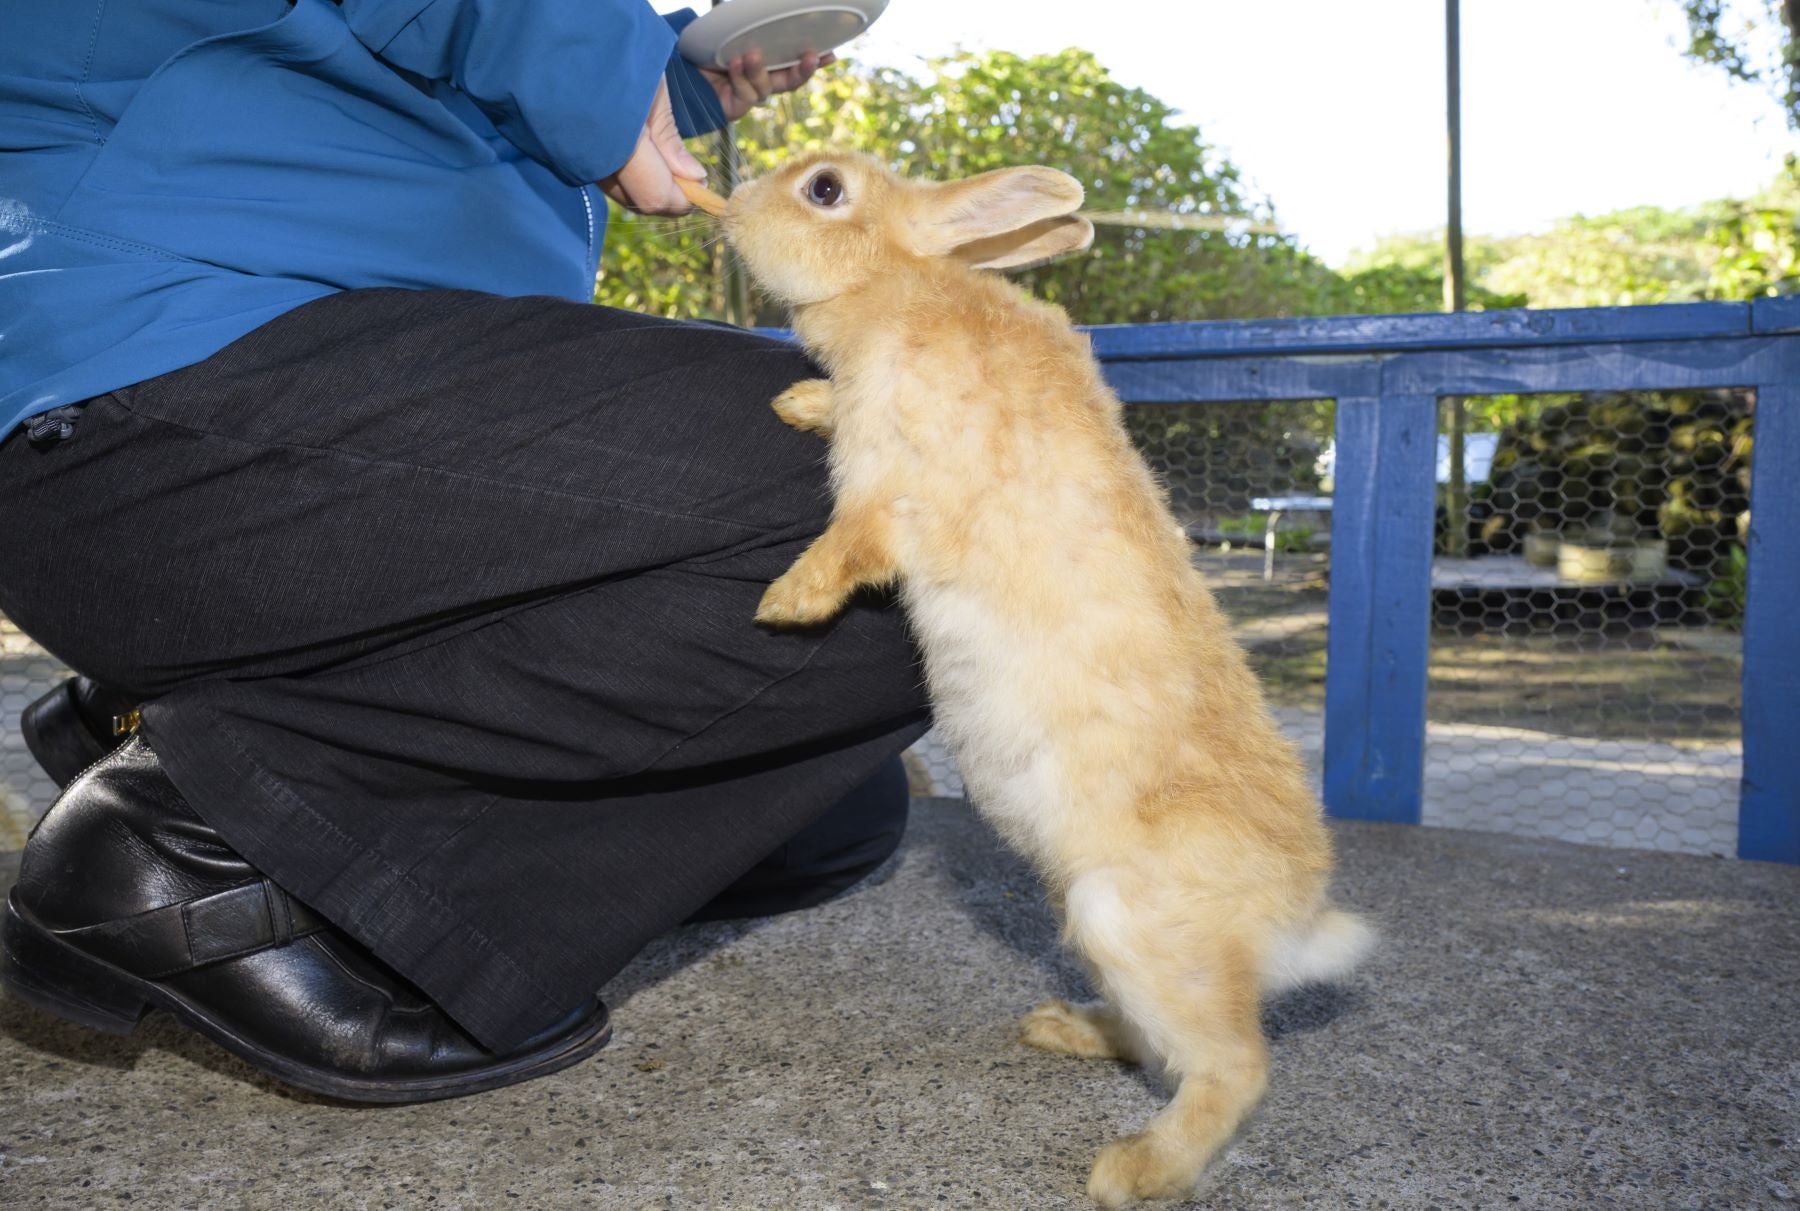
[912,390,1749,860]
[4,392,1747,859]
[2,616,68,849]
[1425,389,1749,855]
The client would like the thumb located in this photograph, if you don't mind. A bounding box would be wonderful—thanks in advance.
[664,138,706,181]
[645,78,706,181]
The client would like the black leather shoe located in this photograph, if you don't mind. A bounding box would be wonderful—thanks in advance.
[1,737,609,1102]
[20,676,138,788]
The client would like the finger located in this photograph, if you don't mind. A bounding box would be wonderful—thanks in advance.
[628,170,692,216]
[743,48,773,101]
[643,78,706,180]
[654,127,706,181]
[695,64,742,120]
[607,169,689,217]
[616,133,694,216]
[727,56,760,107]
[768,51,820,94]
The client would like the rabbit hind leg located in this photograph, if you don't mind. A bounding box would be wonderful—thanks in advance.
[1019,998,1145,1063]
[1066,877,1270,1206]
[1088,953,1267,1206]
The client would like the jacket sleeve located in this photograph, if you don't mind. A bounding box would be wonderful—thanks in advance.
[340,0,678,186]
[660,9,728,139]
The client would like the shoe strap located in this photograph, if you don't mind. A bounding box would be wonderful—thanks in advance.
[54,879,329,980]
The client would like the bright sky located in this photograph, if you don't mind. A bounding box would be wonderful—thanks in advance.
[661,0,1797,267]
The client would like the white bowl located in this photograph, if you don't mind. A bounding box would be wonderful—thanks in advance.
[676,0,889,72]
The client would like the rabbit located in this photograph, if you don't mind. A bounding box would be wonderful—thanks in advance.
[714,152,1374,1207]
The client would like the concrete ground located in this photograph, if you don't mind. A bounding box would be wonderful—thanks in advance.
[1,797,1797,1210]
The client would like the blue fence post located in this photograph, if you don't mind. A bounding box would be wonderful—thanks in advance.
[1739,378,1800,862]
[1323,394,1439,823]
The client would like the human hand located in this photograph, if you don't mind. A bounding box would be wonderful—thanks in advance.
[598,78,707,216]
[699,49,835,121]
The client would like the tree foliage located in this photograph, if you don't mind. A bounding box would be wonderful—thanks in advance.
[601,49,1353,325]
[1343,159,1800,311]
[1336,236,1526,314]
[1704,158,1800,296]
[1676,0,1800,127]
[601,47,1800,326]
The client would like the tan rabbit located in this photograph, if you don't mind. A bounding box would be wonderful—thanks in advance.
[718,153,1373,1206]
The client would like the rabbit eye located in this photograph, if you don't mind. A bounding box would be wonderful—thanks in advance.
[805,170,845,207]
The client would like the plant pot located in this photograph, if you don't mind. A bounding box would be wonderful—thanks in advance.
[1558,540,1632,583]
[1626,538,1667,581]
[1523,531,1561,568]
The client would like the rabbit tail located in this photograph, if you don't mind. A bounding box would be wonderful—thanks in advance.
[1263,907,1375,994]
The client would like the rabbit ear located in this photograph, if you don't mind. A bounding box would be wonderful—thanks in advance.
[910,166,1086,257]
[954,214,1095,271]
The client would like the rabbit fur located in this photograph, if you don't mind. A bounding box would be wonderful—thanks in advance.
[721,152,1373,1207]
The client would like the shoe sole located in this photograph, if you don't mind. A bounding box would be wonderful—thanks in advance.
[0,894,610,1103]
[20,682,113,790]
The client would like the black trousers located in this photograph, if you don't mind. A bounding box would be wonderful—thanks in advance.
[0,289,929,1050]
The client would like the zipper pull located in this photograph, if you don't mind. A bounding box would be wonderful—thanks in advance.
[24,405,82,445]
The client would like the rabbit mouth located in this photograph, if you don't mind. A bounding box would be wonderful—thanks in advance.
[676,177,729,217]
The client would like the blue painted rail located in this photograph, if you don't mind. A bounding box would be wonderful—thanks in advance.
[1086,299,1800,864]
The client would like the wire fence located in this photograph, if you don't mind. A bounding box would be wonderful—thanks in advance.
[1,617,68,849]
[1423,389,1746,854]
[3,390,1750,857]
[916,392,1746,857]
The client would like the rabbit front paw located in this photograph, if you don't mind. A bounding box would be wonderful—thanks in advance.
[771,378,836,435]
[756,569,847,627]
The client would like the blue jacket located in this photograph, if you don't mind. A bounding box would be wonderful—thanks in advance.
[0,0,725,433]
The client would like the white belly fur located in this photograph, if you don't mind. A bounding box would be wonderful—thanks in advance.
[902,579,1083,863]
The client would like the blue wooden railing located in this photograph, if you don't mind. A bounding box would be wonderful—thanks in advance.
[1087,300,1800,864]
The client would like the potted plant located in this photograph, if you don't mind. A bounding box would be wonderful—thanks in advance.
[1523,525,1561,568]
[1557,531,1633,582]
[1556,513,1667,582]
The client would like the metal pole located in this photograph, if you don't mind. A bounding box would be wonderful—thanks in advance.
[1444,0,1466,316]
[710,0,752,326]
[1444,0,1468,558]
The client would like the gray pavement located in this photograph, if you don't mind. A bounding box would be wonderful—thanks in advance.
[1,798,1797,1210]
